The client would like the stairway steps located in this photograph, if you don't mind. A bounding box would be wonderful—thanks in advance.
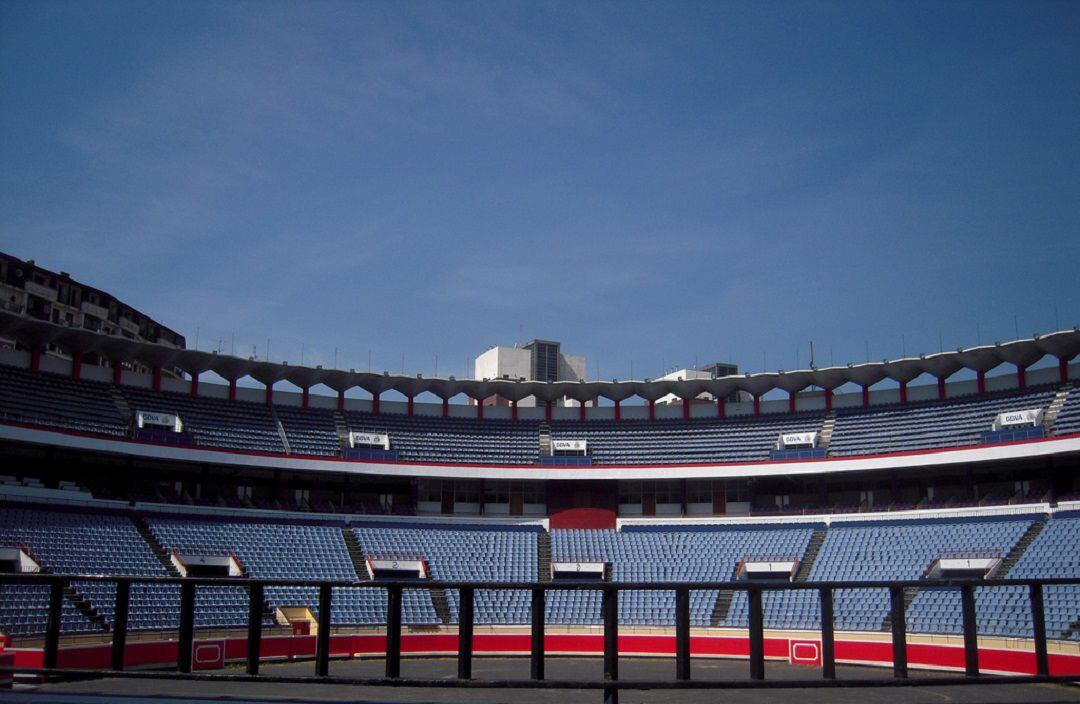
[537,532,552,583]
[995,519,1046,578]
[133,515,182,577]
[430,587,453,625]
[341,526,371,580]
[64,583,109,632]
[1044,384,1073,435]
[794,528,828,582]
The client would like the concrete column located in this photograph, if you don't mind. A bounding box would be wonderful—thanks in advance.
[752,395,760,416]
[152,367,162,391]
[265,383,274,405]
[824,388,832,412]
[682,399,691,420]
[229,379,238,401]
[1017,364,1027,390]
[337,389,345,411]
[648,399,656,421]
[372,392,380,415]
[861,385,870,408]
[614,400,621,422]
[899,381,907,405]
[579,402,587,421]
[717,397,726,417]
[112,361,123,386]
[477,401,484,420]
[510,399,517,422]
[301,386,309,408]
[977,370,986,394]
[30,346,43,372]
[937,377,946,400]
[443,398,450,418]
[788,391,796,413]
[70,352,82,380]
[190,372,200,397]
[545,400,553,422]
[1061,357,1070,383]
[407,396,415,417]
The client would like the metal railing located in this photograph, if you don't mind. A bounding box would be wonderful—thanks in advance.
[2,573,1079,703]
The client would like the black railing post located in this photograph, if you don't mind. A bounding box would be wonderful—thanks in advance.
[110,579,130,671]
[602,586,619,704]
[1030,583,1049,676]
[177,580,196,674]
[43,578,64,670]
[748,586,764,680]
[316,584,332,677]
[531,587,545,680]
[458,587,474,680]
[960,584,979,676]
[247,582,263,676]
[889,585,907,679]
[819,587,835,680]
[675,586,690,681]
[386,585,402,679]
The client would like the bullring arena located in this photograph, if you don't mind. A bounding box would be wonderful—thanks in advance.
[0,312,1079,702]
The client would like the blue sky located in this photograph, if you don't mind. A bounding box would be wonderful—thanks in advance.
[2,1,1078,390]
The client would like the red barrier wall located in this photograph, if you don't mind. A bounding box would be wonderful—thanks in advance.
[9,631,1080,678]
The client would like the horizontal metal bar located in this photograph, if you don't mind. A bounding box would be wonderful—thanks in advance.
[3,667,1078,689]
[0,573,1077,591]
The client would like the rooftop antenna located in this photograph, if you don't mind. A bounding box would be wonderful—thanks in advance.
[333,347,338,369]
[194,326,200,352]
[1014,315,1019,340]
[809,340,815,368]
[300,343,304,366]
[518,323,523,347]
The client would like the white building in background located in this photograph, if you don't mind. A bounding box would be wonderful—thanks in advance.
[655,362,743,405]
[474,339,586,407]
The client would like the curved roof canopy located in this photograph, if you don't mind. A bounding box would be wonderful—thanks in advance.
[2,311,1076,404]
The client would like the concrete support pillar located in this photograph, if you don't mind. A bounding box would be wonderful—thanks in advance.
[190,372,200,397]
[229,379,238,402]
[265,383,274,405]
[443,398,450,418]
[824,388,832,412]
[579,402,587,421]
[717,397,726,417]
[407,396,415,417]
[372,392,380,415]
[648,399,656,421]
[337,389,345,411]
[614,400,621,422]
[112,361,123,386]
[152,367,162,392]
[1061,357,1070,383]
[977,370,986,394]
[682,399,690,420]
[477,402,484,420]
[937,377,946,400]
[510,399,517,422]
[899,381,907,405]
[30,346,43,372]
[1017,364,1027,390]
[861,385,870,408]
[788,391,797,413]
[545,400,553,422]
[70,352,82,380]
[301,387,309,408]
[752,395,760,416]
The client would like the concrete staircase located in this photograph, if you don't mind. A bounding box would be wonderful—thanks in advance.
[341,526,370,580]
[818,412,837,451]
[430,587,453,625]
[332,411,351,449]
[134,515,181,577]
[794,528,828,582]
[994,519,1046,578]
[880,586,920,632]
[109,386,132,426]
[537,532,552,582]
[538,422,552,457]
[710,562,743,626]
[268,406,291,454]
[1044,384,1073,435]
[64,582,109,632]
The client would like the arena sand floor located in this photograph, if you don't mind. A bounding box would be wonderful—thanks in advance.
[6,657,1080,704]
